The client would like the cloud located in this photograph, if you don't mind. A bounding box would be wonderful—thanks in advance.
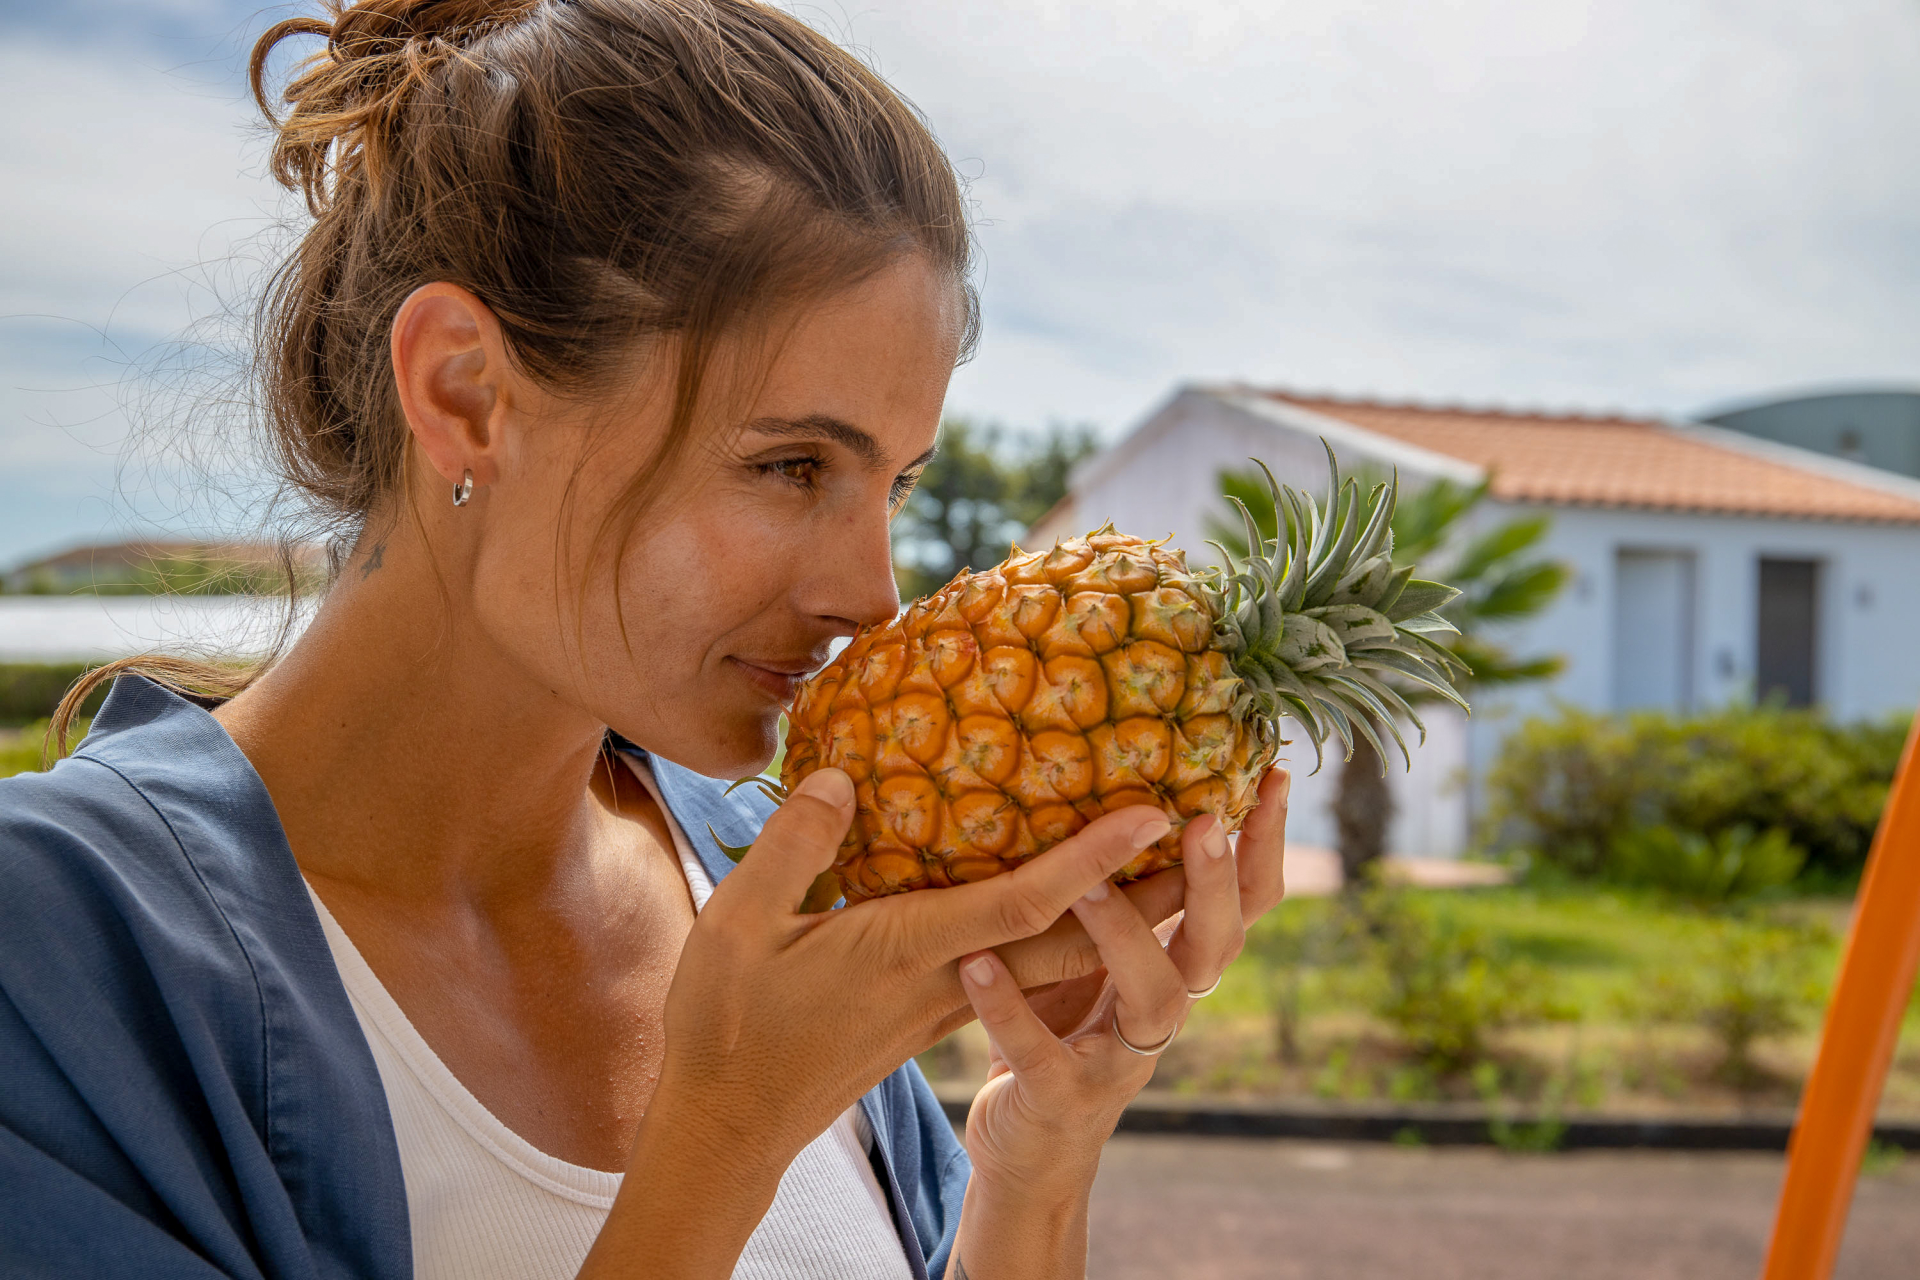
[837,0,1920,424]
[4,0,1920,561]
[0,26,282,559]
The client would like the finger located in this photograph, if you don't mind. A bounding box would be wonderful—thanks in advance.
[991,866,1187,994]
[1165,814,1245,990]
[992,913,1099,993]
[957,950,1067,1081]
[1123,864,1188,930]
[1233,767,1291,922]
[955,775,1286,995]
[713,768,853,916]
[1067,878,1186,1049]
[896,805,1172,963]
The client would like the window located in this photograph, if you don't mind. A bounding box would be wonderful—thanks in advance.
[1757,559,1819,707]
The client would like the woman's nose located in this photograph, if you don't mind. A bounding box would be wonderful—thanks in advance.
[817,509,902,630]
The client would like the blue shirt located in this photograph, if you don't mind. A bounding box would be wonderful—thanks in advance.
[0,676,966,1278]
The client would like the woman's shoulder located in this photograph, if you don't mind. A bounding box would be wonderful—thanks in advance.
[0,735,166,858]
[0,676,299,943]
[0,676,410,1276]
[0,675,333,1046]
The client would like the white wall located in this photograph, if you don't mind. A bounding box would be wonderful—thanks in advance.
[1478,503,1920,728]
[1046,386,1920,859]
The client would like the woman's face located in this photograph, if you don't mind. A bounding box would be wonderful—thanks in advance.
[469,255,962,778]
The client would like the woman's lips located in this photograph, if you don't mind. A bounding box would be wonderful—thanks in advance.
[728,656,811,705]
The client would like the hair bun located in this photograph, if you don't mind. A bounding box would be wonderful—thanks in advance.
[251,0,541,213]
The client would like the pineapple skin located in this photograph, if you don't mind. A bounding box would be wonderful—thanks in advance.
[782,532,1277,903]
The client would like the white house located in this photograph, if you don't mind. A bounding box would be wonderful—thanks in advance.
[1029,386,1920,858]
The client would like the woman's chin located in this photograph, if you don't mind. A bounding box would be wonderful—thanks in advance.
[632,709,782,781]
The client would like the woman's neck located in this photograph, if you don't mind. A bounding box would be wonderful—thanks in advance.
[214,538,618,908]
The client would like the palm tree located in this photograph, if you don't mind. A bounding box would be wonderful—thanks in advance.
[1209,465,1567,886]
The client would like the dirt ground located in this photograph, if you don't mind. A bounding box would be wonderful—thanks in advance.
[1086,1135,1920,1279]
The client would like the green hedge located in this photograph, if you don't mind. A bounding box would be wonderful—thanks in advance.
[1482,704,1907,885]
[0,664,104,727]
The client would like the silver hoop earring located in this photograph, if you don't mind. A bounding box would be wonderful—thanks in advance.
[452,470,474,507]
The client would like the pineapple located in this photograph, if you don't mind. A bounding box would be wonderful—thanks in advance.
[776,445,1469,903]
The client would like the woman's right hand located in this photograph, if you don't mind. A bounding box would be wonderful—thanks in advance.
[580,765,1170,1279]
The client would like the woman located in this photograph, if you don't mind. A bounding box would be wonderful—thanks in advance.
[0,1,1289,1277]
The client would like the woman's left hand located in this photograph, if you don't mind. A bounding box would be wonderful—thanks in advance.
[944,766,1291,1278]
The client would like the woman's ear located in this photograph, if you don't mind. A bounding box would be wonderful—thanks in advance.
[390,283,518,490]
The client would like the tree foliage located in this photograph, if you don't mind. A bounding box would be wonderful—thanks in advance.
[890,420,1100,600]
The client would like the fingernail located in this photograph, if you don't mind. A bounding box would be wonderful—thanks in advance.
[1275,769,1292,803]
[1131,816,1172,849]
[1204,820,1230,860]
[963,956,995,987]
[796,767,854,807]
[1081,878,1111,904]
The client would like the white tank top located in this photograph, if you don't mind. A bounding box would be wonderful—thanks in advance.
[303,756,915,1280]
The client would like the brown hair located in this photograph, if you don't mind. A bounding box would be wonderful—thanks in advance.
[53,0,976,753]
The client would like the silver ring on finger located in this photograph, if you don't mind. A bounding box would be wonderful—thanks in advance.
[1186,975,1223,1000]
[1113,1021,1179,1056]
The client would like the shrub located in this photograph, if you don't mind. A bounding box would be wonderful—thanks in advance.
[1645,917,1828,1088]
[1249,900,1346,1066]
[0,720,53,780]
[1609,824,1805,905]
[1361,889,1558,1074]
[0,664,99,727]
[1484,704,1905,883]
[1473,1061,1569,1152]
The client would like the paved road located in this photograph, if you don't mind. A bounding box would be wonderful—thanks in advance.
[1087,1135,1920,1279]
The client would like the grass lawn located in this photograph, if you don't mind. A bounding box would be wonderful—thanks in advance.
[922,883,1920,1121]
[0,723,53,780]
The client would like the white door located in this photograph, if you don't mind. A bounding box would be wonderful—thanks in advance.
[1613,549,1695,712]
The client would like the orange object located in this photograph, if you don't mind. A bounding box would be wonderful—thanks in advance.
[1761,713,1920,1280]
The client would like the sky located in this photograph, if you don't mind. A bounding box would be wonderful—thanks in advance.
[4,0,1920,565]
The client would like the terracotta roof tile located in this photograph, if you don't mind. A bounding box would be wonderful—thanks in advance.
[1266,393,1920,525]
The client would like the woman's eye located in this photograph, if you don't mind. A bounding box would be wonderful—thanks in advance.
[762,455,824,488]
[889,470,923,511]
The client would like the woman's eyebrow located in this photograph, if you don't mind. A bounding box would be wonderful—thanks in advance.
[745,414,884,467]
[745,414,936,473]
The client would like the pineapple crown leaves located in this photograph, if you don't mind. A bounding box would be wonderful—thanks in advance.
[1199,441,1472,774]
[708,825,755,864]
